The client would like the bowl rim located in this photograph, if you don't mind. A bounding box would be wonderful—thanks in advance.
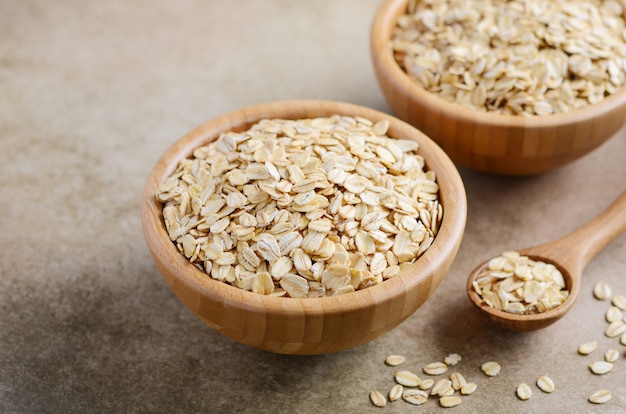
[141,99,467,318]
[371,0,626,129]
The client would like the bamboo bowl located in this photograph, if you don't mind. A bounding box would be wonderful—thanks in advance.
[141,100,466,355]
[371,0,626,176]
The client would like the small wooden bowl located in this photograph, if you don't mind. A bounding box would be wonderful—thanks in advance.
[141,100,466,355]
[371,0,626,176]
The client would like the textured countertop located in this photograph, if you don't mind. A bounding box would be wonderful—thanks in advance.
[1,1,625,413]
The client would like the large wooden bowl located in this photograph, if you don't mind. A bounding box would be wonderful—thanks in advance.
[141,100,466,355]
[371,0,626,176]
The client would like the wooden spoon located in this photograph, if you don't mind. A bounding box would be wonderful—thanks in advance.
[467,190,626,332]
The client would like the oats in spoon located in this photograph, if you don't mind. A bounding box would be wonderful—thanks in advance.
[472,251,569,314]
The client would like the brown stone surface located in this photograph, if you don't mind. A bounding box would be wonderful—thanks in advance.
[1,1,625,412]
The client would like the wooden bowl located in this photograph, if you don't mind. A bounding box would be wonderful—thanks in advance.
[141,100,466,355]
[371,0,626,176]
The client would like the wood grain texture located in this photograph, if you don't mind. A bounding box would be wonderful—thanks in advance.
[467,190,626,332]
[141,100,466,354]
[371,0,626,176]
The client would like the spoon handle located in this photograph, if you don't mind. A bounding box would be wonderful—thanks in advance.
[524,190,626,276]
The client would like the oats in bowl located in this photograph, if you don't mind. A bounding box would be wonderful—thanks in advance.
[392,0,626,115]
[156,115,443,297]
[371,0,626,175]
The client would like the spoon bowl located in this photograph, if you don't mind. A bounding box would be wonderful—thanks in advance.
[467,190,626,331]
[467,255,578,332]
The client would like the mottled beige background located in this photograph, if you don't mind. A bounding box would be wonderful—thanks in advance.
[1,1,625,413]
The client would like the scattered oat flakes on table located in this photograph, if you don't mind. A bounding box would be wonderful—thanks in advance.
[612,294,626,310]
[481,361,502,377]
[605,320,626,338]
[606,306,622,323]
[385,355,406,367]
[589,361,613,375]
[395,370,422,387]
[578,340,598,355]
[402,389,429,405]
[388,384,403,402]
[431,379,454,397]
[516,383,532,401]
[423,361,448,376]
[439,395,462,408]
[450,372,467,391]
[594,282,612,301]
[604,349,620,363]
[370,390,386,407]
[589,389,612,404]
[536,376,555,393]
[418,378,435,391]
[444,353,462,366]
[460,382,477,395]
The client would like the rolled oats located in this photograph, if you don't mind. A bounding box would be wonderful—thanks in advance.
[444,353,462,366]
[605,320,626,338]
[157,116,442,297]
[578,341,598,355]
[606,306,623,323]
[251,272,273,295]
[395,370,422,387]
[460,382,477,395]
[402,389,429,405]
[605,349,619,363]
[589,361,613,375]
[481,361,501,377]
[270,256,293,279]
[279,274,309,298]
[418,378,435,390]
[370,390,387,407]
[450,372,467,391]
[431,379,454,396]
[439,396,462,408]
[594,282,612,301]
[423,361,448,376]
[472,252,569,314]
[613,294,626,310]
[516,383,532,400]
[536,376,555,393]
[389,384,403,402]
[588,389,612,404]
[385,355,406,367]
[392,0,626,115]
